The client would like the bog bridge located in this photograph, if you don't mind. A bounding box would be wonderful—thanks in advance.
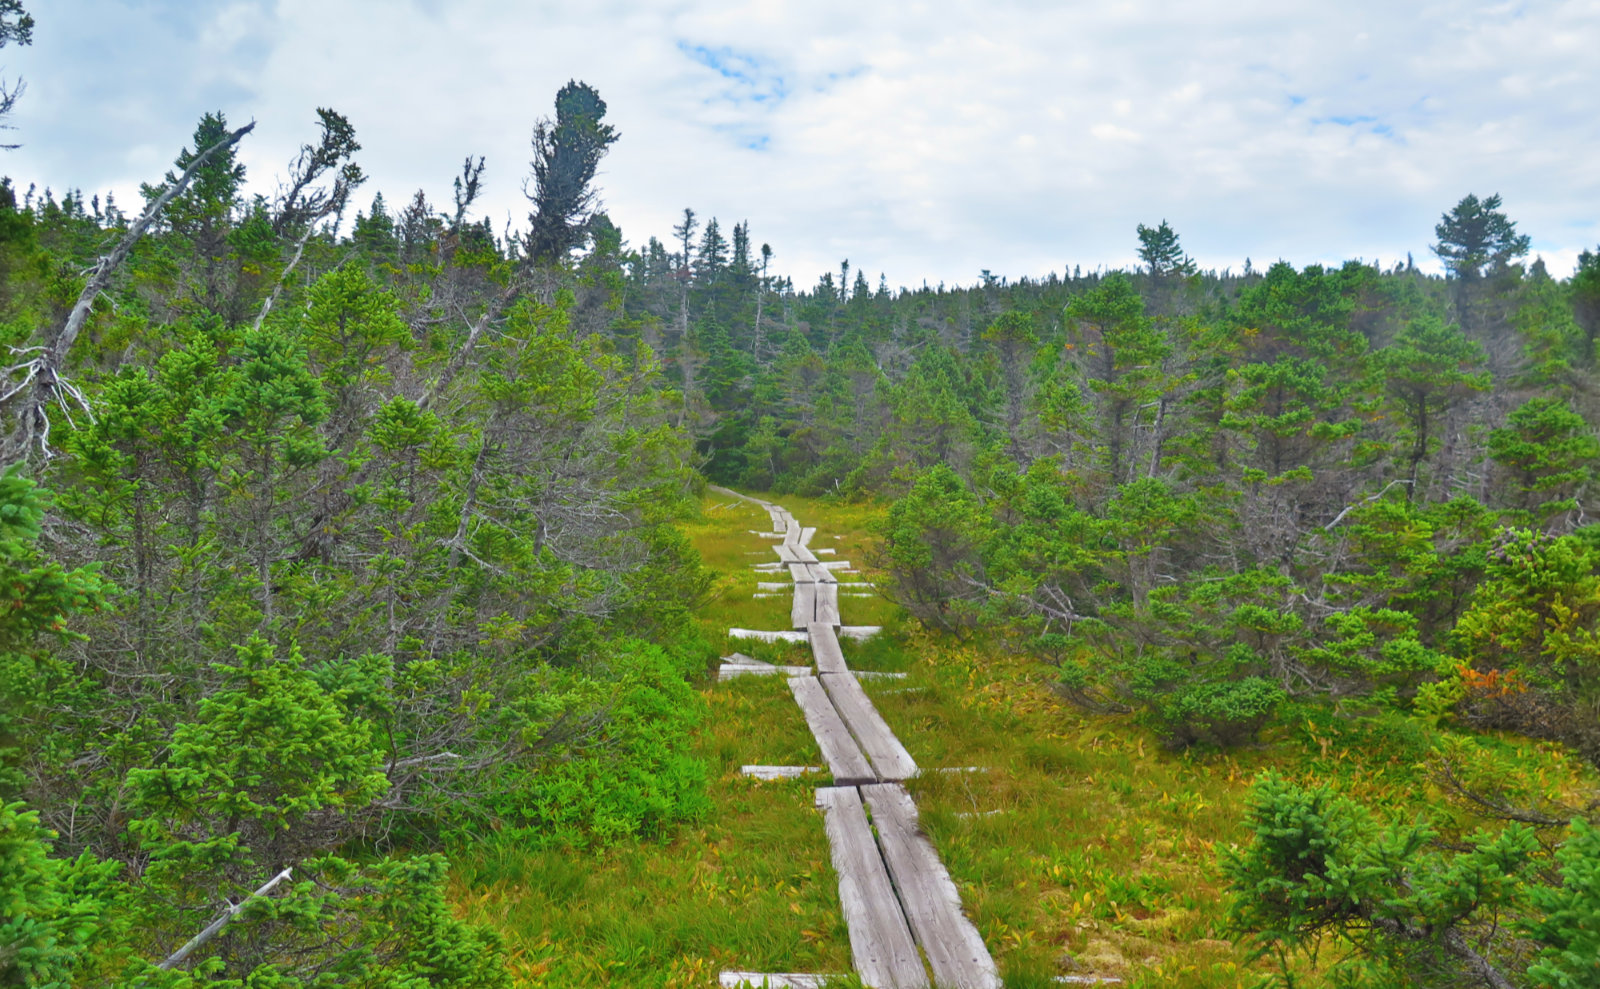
[712,489,1001,989]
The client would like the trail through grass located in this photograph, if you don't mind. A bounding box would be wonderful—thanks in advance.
[449,490,1599,988]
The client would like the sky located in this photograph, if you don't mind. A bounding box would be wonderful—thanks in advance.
[5,0,1597,290]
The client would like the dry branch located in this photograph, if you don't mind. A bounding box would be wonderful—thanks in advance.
[156,866,292,971]
[2,121,255,464]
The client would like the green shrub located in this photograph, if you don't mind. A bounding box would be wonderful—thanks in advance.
[1153,677,1285,748]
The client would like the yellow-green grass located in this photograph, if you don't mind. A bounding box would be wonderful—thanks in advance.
[863,628,1598,987]
[683,491,793,636]
[450,488,1600,988]
[448,671,860,987]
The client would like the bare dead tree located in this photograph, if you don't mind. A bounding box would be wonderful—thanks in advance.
[0,120,255,465]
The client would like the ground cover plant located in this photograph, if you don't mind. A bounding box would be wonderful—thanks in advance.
[449,491,1600,988]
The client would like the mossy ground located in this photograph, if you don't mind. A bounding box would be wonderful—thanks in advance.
[449,490,1598,987]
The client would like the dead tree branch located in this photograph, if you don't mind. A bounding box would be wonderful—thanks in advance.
[156,866,292,971]
[2,120,255,464]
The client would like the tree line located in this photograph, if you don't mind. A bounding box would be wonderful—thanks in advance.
[4,53,1600,984]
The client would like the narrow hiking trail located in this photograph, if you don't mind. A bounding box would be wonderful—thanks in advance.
[712,488,1002,989]
[452,491,1268,988]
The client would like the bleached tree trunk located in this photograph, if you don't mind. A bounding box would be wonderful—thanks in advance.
[2,121,255,464]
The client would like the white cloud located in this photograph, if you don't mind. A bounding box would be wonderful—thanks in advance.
[4,0,1597,287]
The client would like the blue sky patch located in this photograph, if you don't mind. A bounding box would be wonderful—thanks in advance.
[679,42,789,106]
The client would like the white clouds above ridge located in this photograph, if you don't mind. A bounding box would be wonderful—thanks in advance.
[7,0,1597,287]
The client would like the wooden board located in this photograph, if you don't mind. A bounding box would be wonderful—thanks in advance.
[787,677,875,784]
[840,626,882,640]
[740,765,823,779]
[720,664,812,680]
[860,784,1000,989]
[808,623,848,674]
[799,526,817,547]
[776,544,802,564]
[791,582,817,629]
[788,563,813,584]
[729,628,809,643]
[814,787,929,989]
[814,583,841,627]
[720,973,841,989]
[800,563,835,584]
[819,674,917,781]
[793,546,819,564]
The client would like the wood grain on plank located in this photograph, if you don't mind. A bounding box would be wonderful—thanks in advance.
[799,526,817,547]
[814,582,841,626]
[788,563,814,584]
[791,581,818,629]
[860,784,1000,989]
[720,664,812,680]
[808,623,848,674]
[814,787,929,989]
[787,677,875,784]
[776,544,802,564]
[820,674,918,781]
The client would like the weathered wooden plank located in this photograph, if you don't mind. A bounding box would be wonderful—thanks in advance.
[720,664,811,680]
[791,582,817,629]
[814,787,929,989]
[739,765,823,779]
[793,545,819,564]
[808,623,848,674]
[788,563,813,583]
[820,674,917,781]
[729,628,809,643]
[776,544,802,564]
[814,583,841,627]
[799,526,817,547]
[787,677,875,784]
[860,784,1000,989]
[803,563,835,584]
[840,626,882,640]
[720,971,843,988]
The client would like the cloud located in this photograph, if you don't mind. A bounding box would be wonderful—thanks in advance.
[4,0,1596,287]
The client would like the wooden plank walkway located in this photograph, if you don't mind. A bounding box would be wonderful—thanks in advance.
[787,676,875,785]
[815,787,928,989]
[861,784,1001,989]
[715,490,997,989]
[791,582,818,629]
[808,623,848,674]
[814,583,840,626]
[820,674,918,781]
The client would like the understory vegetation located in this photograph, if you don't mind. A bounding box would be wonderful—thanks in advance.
[2,49,1599,988]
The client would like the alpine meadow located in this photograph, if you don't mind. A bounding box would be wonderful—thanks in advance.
[4,4,1600,988]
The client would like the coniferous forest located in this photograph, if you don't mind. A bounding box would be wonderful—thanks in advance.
[5,14,1600,989]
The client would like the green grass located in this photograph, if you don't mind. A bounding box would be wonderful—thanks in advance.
[449,487,1600,988]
